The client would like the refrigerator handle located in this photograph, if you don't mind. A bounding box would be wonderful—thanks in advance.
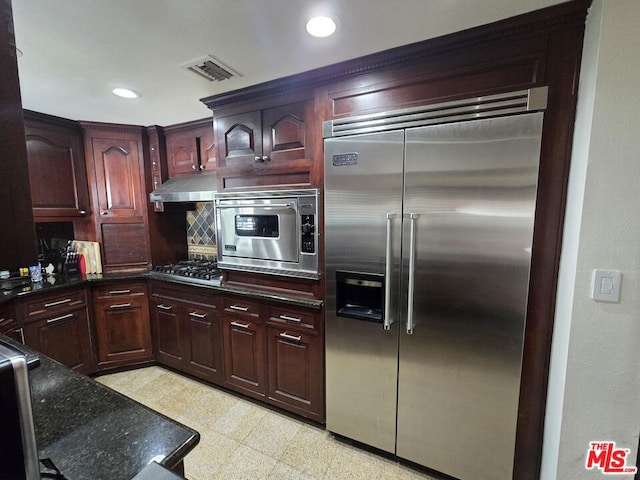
[406,213,419,335]
[384,213,396,330]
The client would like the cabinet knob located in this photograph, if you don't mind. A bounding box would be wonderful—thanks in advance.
[254,156,262,163]
[199,164,206,170]
[79,210,87,215]
[101,211,108,216]
[262,156,270,162]
[192,164,198,170]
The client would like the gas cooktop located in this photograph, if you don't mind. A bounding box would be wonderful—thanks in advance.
[150,259,222,287]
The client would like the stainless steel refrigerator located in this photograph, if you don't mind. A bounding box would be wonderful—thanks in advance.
[323,88,547,480]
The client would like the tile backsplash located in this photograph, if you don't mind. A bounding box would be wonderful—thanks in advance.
[186,202,217,260]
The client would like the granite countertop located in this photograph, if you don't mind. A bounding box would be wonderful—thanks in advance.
[8,336,200,480]
[1,271,324,310]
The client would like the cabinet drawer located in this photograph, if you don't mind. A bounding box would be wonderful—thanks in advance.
[223,297,261,319]
[93,282,147,300]
[22,289,87,322]
[268,305,318,331]
[151,284,219,309]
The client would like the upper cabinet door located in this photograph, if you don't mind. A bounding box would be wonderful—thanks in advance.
[91,137,144,218]
[214,100,316,189]
[24,115,90,219]
[198,126,217,173]
[261,101,313,164]
[166,130,198,176]
[165,120,216,177]
[217,110,262,165]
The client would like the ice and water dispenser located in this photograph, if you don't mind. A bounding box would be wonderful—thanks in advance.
[335,271,385,323]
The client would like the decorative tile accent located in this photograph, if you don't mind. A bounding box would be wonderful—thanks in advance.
[186,202,217,260]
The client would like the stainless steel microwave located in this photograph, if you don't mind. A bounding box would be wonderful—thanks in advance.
[214,189,319,279]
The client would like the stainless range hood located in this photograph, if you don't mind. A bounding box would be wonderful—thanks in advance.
[149,175,218,202]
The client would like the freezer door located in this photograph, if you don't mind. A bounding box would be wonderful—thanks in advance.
[324,130,404,453]
[397,113,544,480]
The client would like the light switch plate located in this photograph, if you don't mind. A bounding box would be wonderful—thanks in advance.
[591,270,622,302]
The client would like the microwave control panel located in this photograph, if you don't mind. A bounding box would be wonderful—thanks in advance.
[301,215,315,253]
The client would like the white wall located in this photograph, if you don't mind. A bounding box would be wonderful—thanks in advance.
[542,0,640,478]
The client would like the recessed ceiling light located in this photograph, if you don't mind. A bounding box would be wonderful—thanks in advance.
[306,16,337,38]
[112,87,141,99]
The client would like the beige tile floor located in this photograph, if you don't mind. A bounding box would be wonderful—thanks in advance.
[96,366,439,480]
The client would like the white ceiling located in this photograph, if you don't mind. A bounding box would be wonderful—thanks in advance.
[12,0,567,126]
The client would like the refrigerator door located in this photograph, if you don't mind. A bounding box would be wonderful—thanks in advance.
[324,130,404,453]
[397,113,544,480]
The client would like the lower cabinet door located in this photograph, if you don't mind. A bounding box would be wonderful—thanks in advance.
[151,300,184,370]
[267,325,323,420]
[0,305,24,344]
[185,307,223,383]
[222,316,266,397]
[94,297,152,367]
[23,308,93,374]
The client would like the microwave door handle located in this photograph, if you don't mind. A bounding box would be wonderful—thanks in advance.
[384,213,396,330]
[263,202,298,213]
[215,202,296,209]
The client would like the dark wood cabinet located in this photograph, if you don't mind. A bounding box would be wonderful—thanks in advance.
[81,124,151,272]
[23,111,90,220]
[149,283,223,383]
[92,282,152,368]
[185,301,221,381]
[165,119,216,177]
[152,297,184,368]
[0,0,37,271]
[221,297,266,398]
[266,304,323,421]
[23,307,92,373]
[219,294,324,420]
[213,99,316,189]
[0,303,23,344]
[19,289,93,374]
[216,110,261,165]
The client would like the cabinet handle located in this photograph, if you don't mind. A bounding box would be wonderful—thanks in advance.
[279,332,302,342]
[0,317,14,327]
[279,314,301,323]
[229,305,249,312]
[79,210,87,215]
[109,303,132,309]
[47,313,74,324]
[101,211,108,215]
[157,304,173,311]
[15,327,25,344]
[44,298,72,308]
[189,311,207,319]
[109,289,131,295]
[230,321,250,329]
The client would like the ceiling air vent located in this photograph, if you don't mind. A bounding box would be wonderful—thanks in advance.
[182,55,239,82]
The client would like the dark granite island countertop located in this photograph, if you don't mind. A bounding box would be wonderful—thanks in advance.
[26,346,199,479]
